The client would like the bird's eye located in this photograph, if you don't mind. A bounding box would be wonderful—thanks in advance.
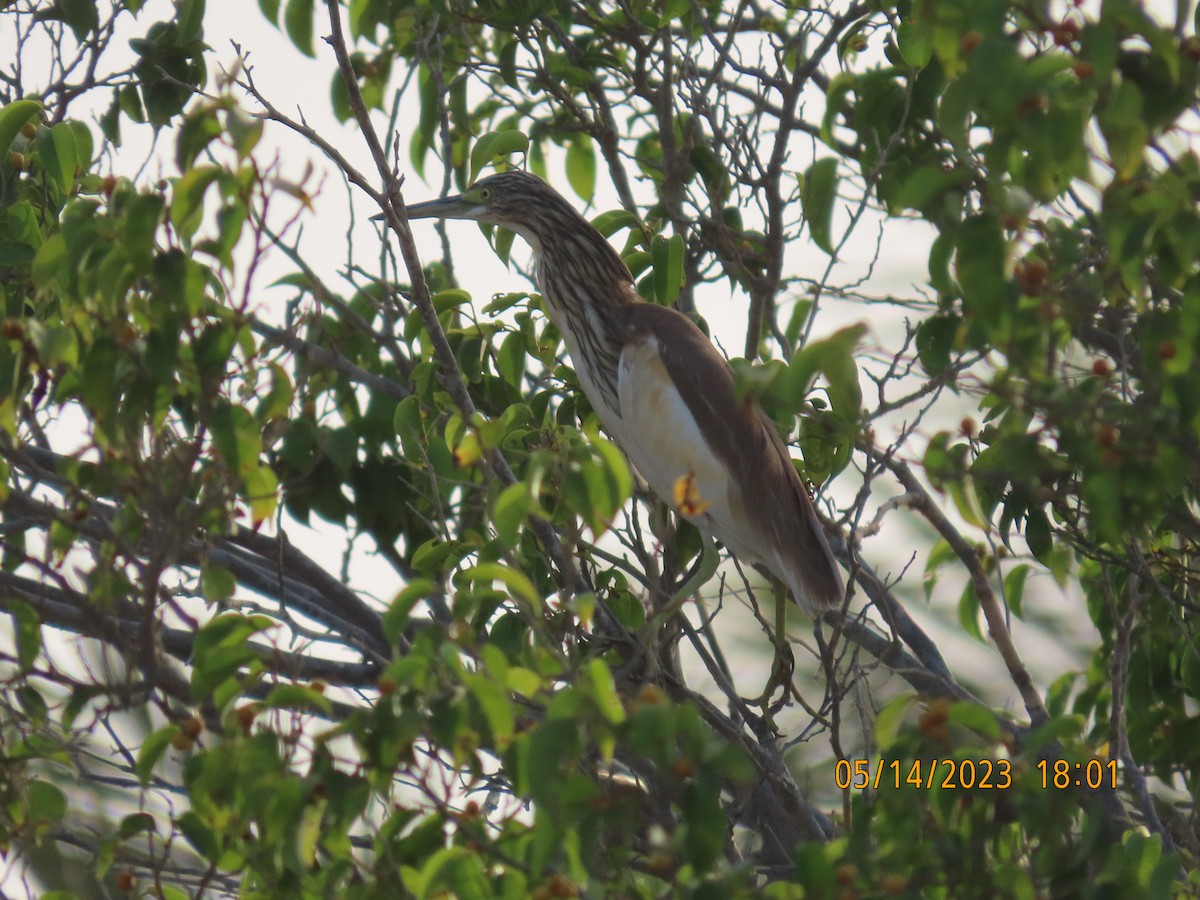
[480,187,492,201]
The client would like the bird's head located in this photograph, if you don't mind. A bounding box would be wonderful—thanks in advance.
[381,169,631,288]
[389,170,584,254]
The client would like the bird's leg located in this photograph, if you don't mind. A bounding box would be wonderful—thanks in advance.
[751,579,795,710]
[670,533,721,604]
[645,532,720,632]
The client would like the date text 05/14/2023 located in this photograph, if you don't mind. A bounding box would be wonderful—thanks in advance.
[834,758,1119,791]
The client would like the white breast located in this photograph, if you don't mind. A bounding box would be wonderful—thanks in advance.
[615,335,736,538]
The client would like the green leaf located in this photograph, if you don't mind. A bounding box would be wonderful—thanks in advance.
[413,847,490,900]
[465,673,515,749]
[244,463,278,525]
[493,481,536,547]
[820,72,855,147]
[948,478,988,529]
[226,106,263,159]
[875,693,918,749]
[1002,563,1030,619]
[585,659,626,726]
[200,562,236,601]
[469,130,529,182]
[122,192,165,269]
[1025,506,1052,562]
[259,364,293,420]
[957,581,985,642]
[651,232,684,305]
[284,0,315,57]
[38,122,78,193]
[607,591,645,629]
[70,120,93,171]
[506,667,541,698]
[17,684,47,725]
[190,612,273,700]
[593,436,633,509]
[384,578,437,643]
[1098,78,1148,179]
[25,779,67,823]
[263,683,334,714]
[897,21,933,68]
[55,0,97,39]
[119,812,158,839]
[170,165,223,240]
[916,312,957,373]
[0,100,43,160]
[496,331,526,388]
[955,214,1008,321]
[28,322,78,367]
[565,136,596,202]
[177,810,220,862]
[31,234,66,287]
[136,726,176,784]
[591,208,639,237]
[463,562,539,611]
[947,701,1003,741]
[938,78,973,147]
[493,226,516,267]
[412,538,469,575]
[176,106,221,171]
[786,323,866,418]
[801,157,839,256]
[9,597,41,671]
[894,165,969,216]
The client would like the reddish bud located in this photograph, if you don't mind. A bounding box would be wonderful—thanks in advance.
[1016,93,1049,118]
[1052,20,1080,46]
[646,852,675,876]
[919,698,952,742]
[1091,358,1111,377]
[548,873,580,897]
[1015,258,1049,295]
[960,31,982,54]
[636,684,665,706]
[672,758,696,779]
[836,863,859,885]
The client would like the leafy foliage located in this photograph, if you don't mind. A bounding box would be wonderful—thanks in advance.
[1,0,1199,896]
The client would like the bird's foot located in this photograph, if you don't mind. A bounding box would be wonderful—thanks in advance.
[646,536,720,631]
[750,640,795,711]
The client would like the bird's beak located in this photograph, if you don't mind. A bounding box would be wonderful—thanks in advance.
[373,195,483,222]
[406,195,480,220]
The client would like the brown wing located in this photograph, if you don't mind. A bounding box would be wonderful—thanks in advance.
[623,303,844,613]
